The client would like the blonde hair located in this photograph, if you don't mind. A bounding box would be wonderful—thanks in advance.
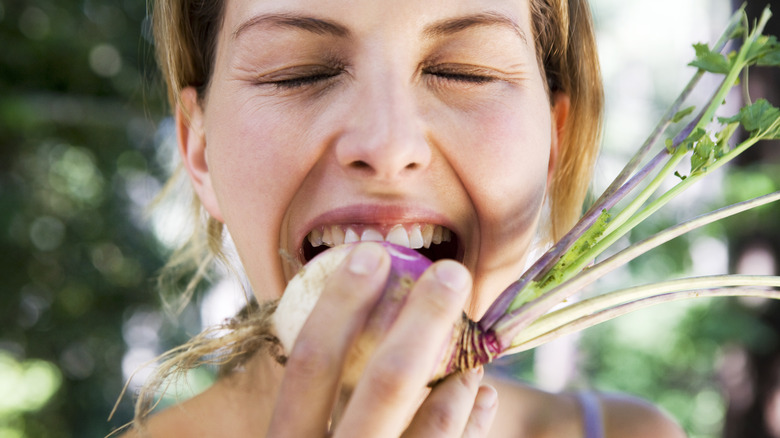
[129,0,603,427]
[530,0,603,239]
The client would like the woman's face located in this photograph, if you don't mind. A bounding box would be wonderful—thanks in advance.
[181,0,564,318]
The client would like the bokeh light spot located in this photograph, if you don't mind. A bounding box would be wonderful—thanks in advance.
[29,216,65,252]
[18,7,49,40]
[89,43,122,77]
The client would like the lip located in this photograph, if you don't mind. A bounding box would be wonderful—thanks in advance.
[293,203,461,263]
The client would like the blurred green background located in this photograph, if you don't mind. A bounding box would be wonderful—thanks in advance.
[0,1,778,437]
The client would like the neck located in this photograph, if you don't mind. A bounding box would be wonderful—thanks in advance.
[208,352,286,435]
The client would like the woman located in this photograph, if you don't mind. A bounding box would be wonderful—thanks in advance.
[123,0,688,436]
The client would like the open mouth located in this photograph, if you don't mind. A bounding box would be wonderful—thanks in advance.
[302,223,463,264]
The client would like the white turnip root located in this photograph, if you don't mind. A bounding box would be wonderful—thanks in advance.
[273,242,492,386]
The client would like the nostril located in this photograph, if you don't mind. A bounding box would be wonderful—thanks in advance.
[349,160,420,173]
[350,160,371,170]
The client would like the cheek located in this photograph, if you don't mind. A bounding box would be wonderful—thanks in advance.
[208,111,293,225]
[453,97,552,228]
[448,95,553,313]
[203,100,313,298]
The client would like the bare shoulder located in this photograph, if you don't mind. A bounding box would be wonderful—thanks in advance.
[482,370,686,438]
[483,372,583,438]
[599,392,687,438]
[114,378,248,438]
[115,356,282,438]
[113,393,211,438]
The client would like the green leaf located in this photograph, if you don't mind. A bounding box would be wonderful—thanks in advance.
[719,99,780,139]
[671,106,696,123]
[691,135,716,174]
[530,209,611,297]
[715,122,738,158]
[746,35,780,67]
[665,138,675,153]
[688,43,731,74]
[728,24,745,40]
[682,128,707,152]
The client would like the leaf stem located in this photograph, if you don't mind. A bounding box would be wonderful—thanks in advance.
[593,4,744,201]
[507,275,780,352]
[526,25,772,299]
[490,190,780,344]
[481,7,749,329]
[504,284,780,355]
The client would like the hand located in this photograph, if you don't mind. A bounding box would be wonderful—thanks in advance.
[267,242,498,437]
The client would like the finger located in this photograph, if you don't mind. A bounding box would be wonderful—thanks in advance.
[462,384,498,438]
[335,260,472,438]
[268,243,391,437]
[402,367,483,437]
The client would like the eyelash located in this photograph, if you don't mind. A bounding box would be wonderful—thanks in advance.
[263,65,498,90]
[426,70,497,84]
[267,71,342,89]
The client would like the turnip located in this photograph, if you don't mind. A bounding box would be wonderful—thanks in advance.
[272,5,780,382]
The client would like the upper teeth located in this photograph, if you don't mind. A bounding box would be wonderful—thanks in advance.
[308,224,451,250]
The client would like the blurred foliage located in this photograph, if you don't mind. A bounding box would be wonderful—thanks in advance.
[0,0,183,435]
[1,0,778,438]
[577,77,780,438]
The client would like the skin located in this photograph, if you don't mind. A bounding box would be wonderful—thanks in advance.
[124,0,689,436]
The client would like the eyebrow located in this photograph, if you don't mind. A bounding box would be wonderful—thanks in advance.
[422,12,528,44]
[232,11,527,44]
[232,13,350,39]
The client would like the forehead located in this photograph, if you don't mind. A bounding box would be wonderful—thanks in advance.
[223,0,533,46]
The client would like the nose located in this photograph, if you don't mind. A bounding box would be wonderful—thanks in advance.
[334,73,431,181]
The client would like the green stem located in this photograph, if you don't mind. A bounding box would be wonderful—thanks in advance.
[600,148,686,239]
[592,5,745,203]
[508,275,780,351]
[525,18,761,301]
[491,191,780,343]
[503,285,780,355]
[552,97,767,291]
[602,5,772,228]
[574,132,760,273]
[492,5,780,357]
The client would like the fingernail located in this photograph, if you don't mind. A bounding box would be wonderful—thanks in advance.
[433,261,470,292]
[348,243,384,275]
[475,384,498,409]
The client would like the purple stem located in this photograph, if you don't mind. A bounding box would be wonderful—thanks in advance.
[479,5,747,352]
[502,286,780,355]
[480,60,724,333]
[479,147,670,330]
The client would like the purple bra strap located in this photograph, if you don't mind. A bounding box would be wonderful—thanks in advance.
[577,392,605,438]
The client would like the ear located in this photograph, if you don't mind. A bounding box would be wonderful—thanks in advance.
[177,87,224,222]
[548,92,570,187]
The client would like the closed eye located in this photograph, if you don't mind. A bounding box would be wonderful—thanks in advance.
[255,65,344,90]
[269,72,341,89]
[428,71,496,84]
[423,64,499,85]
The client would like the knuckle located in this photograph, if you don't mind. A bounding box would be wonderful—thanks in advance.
[418,284,461,320]
[364,357,416,402]
[413,265,470,320]
[285,337,339,380]
[323,273,377,312]
[424,402,459,434]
